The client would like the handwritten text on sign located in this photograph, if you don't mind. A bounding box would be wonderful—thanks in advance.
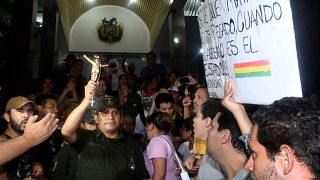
[197,0,302,104]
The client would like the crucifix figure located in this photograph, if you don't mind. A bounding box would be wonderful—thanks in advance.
[82,55,108,106]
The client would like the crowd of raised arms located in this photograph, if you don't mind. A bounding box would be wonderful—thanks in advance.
[0,52,319,180]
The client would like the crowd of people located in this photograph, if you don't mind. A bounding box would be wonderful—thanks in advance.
[0,52,319,180]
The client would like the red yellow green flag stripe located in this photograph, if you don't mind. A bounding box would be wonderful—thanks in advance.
[234,60,271,78]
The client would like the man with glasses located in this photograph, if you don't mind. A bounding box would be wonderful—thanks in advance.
[0,96,58,179]
[62,80,149,180]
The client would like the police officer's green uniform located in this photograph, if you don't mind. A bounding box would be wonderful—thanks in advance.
[71,128,149,180]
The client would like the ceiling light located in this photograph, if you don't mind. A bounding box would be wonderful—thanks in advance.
[129,0,137,5]
[174,37,180,44]
[36,12,43,24]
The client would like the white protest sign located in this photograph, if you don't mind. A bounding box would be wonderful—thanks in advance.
[197,0,302,105]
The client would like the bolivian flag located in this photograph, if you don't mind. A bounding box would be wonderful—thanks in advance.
[234,60,271,78]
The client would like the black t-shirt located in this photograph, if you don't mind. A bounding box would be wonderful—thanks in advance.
[0,134,35,179]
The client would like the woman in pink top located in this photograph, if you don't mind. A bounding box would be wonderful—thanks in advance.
[144,112,180,180]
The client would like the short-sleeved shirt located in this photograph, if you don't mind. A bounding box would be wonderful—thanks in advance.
[144,135,179,180]
[71,129,149,180]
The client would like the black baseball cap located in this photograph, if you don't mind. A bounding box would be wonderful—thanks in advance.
[82,109,95,123]
[96,96,121,112]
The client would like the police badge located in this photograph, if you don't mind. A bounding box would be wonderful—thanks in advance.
[97,17,124,44]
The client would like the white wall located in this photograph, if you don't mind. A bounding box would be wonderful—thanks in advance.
[69,5,151,53]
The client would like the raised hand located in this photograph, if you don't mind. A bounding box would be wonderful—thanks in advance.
[186,74,198,85]
[222,79,245,113]
[222,79,252,134]
[22,113,59,147]
[84,80,97,101]
[66,81,76,92]
[182,96,192,107]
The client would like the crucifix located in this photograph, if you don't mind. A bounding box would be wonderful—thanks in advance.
[82,55,108,106]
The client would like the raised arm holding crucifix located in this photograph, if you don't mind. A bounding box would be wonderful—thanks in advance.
[82,55,108,106]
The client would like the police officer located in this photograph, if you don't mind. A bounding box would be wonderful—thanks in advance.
[61,80,149,180]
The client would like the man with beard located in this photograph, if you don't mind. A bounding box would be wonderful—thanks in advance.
[245,97,319,180]
[0,96,59,179]
[62,80,149,180]
[223,80,319,179]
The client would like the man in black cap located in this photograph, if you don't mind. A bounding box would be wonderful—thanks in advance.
[61,80,149,180]
[80,109,96,131]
